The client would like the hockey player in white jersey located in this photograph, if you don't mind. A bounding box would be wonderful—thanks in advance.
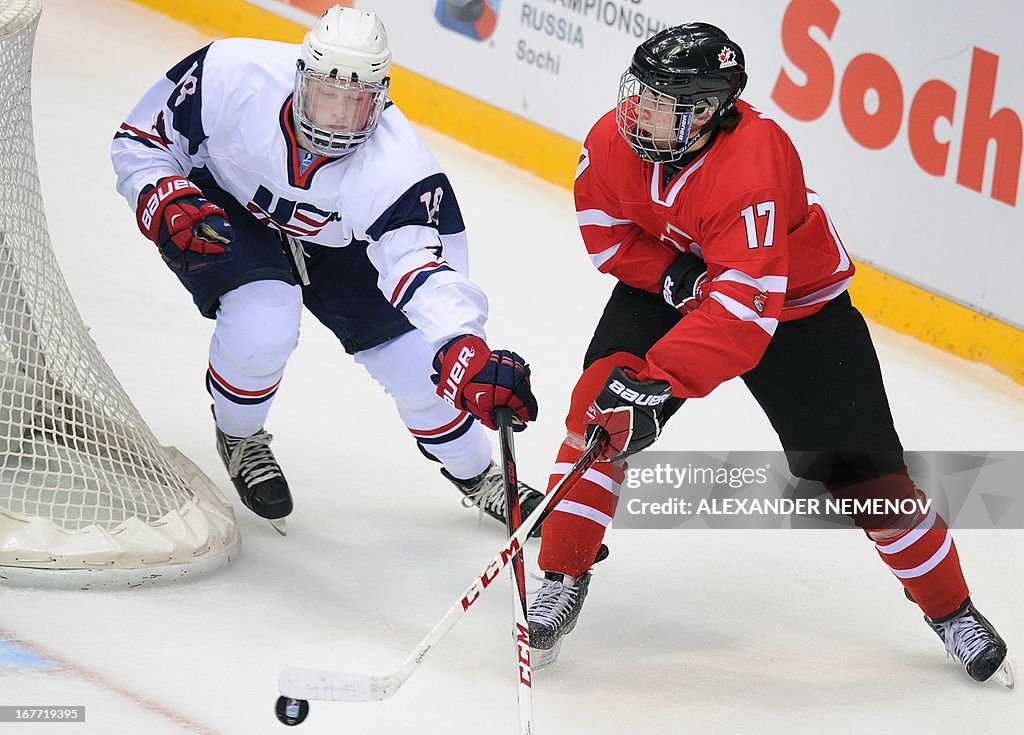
[111,6,542,534]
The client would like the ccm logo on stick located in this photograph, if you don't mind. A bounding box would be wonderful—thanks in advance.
[460,538,523,611]
[515,623,532,687]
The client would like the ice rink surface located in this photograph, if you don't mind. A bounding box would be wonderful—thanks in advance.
[5,1,1023,733]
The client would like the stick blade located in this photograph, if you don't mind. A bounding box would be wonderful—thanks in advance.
[279,667,397,702]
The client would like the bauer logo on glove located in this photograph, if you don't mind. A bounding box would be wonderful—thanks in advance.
[136,175,234,274]
[439,343,477,406]
[432,335,538,431]
[138,177,197,231]
[585,366,673,461]
[606,378,672,406]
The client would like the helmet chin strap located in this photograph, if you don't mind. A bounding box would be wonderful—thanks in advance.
[674,103,724,158]
[675,121,716,157]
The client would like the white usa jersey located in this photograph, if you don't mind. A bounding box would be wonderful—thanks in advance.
[111,38,487,349]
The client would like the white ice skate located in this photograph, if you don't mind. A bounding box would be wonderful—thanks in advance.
[442,461,545,536]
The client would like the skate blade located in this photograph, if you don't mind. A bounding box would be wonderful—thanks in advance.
[530,639,563,671]
[269,518,288,536]
[991,656,1014,690]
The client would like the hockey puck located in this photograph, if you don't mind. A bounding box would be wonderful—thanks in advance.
[275,696,309,726]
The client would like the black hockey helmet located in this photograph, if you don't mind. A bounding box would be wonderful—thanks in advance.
[617,23,748,162]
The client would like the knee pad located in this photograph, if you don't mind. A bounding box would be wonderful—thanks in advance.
[213,281,302,377]
[825,468,927,540]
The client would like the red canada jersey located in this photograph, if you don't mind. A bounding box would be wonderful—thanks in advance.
[575,99,855,398]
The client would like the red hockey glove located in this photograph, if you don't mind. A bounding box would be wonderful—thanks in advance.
[136,176,233,273]
[432,335,538,431]
[660,252,708,315]
[584,366,673,461]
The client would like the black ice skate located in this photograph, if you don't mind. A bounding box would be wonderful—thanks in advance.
[215,423,292,536]
[527,544,609,669]
[926,597,1014,688]
[441,461,545,537]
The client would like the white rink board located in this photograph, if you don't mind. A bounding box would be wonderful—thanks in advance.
[281,0,1024,327]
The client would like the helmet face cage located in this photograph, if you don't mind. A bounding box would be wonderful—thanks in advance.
[617,23,747,163]
[616,70,720,163]
[293,63,389,158]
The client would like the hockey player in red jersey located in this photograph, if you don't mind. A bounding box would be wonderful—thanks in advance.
[525,22,1013,688]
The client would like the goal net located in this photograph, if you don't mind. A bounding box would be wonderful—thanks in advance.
[0,0,240,589]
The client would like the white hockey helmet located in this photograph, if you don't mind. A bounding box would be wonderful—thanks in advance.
[293,6,392,158]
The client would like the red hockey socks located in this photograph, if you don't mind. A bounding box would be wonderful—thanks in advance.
[873,506,969,619]
[538,353,644,578]
[828,469,969,619]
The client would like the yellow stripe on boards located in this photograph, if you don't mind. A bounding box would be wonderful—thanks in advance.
[128,0,582,189]
[850,264,1023,385]
[387,65,581,191]
[128,0,1024,387]
[130,0,307,41]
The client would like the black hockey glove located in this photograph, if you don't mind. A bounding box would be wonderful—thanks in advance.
[584,366,673,462]
[660,252,708,315]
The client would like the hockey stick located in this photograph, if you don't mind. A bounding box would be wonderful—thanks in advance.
[277,431,607,705]
[495,407,534,735]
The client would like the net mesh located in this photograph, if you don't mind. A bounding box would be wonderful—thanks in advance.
[0,0,238,583]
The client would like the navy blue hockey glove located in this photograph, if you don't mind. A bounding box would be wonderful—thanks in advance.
[585,366,673,461]
[432,335,538,431]
[660,252,708,315]
[136,176,233,273]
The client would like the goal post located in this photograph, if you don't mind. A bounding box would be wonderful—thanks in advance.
[0,0,240,589]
